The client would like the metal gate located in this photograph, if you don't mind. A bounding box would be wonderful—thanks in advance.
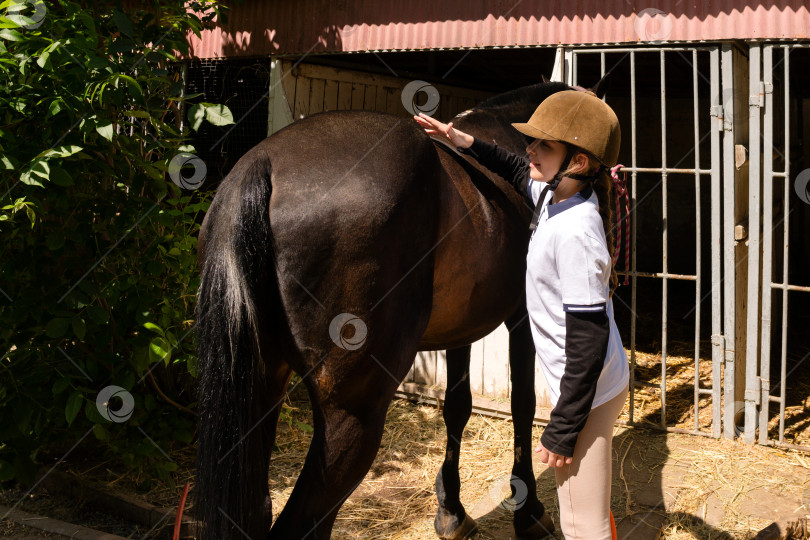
[563,46,726,438]
[745,43,810,450]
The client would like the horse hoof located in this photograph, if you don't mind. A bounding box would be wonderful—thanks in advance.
[436,513,478,540]
[515,512,555,539]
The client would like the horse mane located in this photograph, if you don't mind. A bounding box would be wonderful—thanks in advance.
[475,81,571,110]
[450,80,572,131]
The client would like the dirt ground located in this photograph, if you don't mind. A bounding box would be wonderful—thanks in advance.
[261,395,810,540]
[2,352,810,539]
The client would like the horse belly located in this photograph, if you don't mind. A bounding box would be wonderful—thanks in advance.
[417,161,529,351]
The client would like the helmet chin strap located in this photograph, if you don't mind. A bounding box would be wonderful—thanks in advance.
[547,147,574,191]
[547,147,601,191]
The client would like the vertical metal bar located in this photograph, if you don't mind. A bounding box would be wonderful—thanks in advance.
[564,49,575,86]
[600,52,606,95]
[692,49,702,433]
[660,50,668,428]
[710,47,724,438]
[629,51,638,426]
[721,45,738,439]
[744,43,762,444]
[779,46,790,443]
[573,52,578,87]
[759,45,774,445]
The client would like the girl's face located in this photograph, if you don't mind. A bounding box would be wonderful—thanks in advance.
[526,138,567,182]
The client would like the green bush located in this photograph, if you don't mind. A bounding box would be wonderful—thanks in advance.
[0,0,232,486]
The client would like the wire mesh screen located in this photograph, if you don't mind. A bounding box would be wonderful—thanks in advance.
[185,58,271,187]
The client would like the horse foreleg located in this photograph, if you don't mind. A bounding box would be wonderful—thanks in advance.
[434,345,478,540]
[506,307,555,538]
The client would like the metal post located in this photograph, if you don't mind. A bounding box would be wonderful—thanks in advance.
[758,45,774,445]
[720,44,739,439]
[660,50,668,429]
[551,47,566,82]
[778,46,791,443]
[744,43,762,445]
[692,49,702,434]
[572,51,578,87]
[629,51,638,426]
[564,49,575,86]
[709,47,724,438]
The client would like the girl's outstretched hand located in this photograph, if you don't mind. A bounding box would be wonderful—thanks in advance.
[413,113,474,149]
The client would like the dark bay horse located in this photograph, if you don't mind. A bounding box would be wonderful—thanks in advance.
[195,80,597,539]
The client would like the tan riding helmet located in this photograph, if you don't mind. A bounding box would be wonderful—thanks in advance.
[511,90,621,167]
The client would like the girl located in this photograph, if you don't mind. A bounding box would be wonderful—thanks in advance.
[414,90,630,540]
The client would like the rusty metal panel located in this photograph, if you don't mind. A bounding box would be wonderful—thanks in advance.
[187,0,810,58]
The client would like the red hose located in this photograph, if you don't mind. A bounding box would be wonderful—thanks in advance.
[173,482,190,540]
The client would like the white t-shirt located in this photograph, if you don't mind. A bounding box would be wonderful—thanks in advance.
[525,179,629,408]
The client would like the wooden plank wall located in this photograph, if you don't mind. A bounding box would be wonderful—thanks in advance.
[272,60,554,413]
[278,61,492,123]
[406,324,552,408]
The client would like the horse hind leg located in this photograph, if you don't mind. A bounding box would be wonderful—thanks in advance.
[506,306,554,538]
[268,345,414,540]
[256,354,294,530]
[434,345,478,540]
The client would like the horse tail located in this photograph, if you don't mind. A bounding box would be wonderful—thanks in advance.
[195,149,275,539]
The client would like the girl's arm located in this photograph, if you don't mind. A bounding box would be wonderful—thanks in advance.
[413,113,534,204]
[458,138,533,204]
[539,311,610,458]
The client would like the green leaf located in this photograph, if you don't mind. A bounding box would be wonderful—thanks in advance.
[50,167,73,186]
[45,317,69,338]
[114,74,143,100]
[52,378,70,395]
[36,50,50,70]
[111,10,133,37]
[84,399,106,424]
[149,336,171,366]
[0,29,23,41]
[143,322,164,336]
[71,316,86,339]
[204,104,234,126]
[65,392,82,426]
[0,154,17,170]
[187,103,205,131]
[92,423,109,441]
[48,98,64,117]
[96,121,114,141]
[37,145,83,159]
[29,159,49,180]
[19,169,43,187]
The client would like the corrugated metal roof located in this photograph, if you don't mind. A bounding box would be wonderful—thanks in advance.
[187,1,810,58]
